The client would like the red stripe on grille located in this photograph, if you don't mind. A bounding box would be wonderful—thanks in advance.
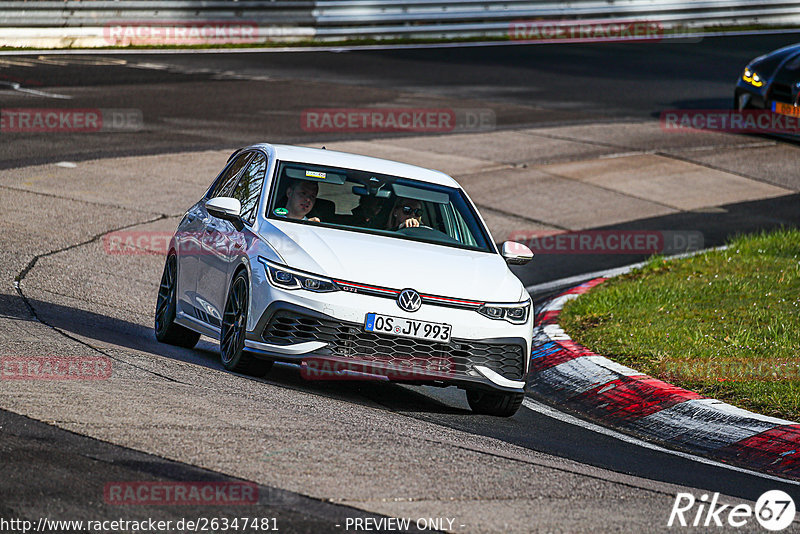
[333,280,482,306]
[334,280,398,294]
[422,294,483,306]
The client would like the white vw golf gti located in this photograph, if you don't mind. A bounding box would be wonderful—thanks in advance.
[155,144,534,416]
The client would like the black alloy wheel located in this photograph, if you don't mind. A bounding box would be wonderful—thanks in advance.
[155,253,200,348]
[220,270,272,377]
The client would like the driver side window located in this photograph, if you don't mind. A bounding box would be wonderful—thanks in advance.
[231,153,267,225]
[208,152,253,199]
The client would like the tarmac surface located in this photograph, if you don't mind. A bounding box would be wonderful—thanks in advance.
[1,34,800,532]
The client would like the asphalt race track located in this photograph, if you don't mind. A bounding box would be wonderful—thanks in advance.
[3,33,800,168]
[2,34,800,532]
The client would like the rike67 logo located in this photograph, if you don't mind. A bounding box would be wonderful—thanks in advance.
[669,490,796,531]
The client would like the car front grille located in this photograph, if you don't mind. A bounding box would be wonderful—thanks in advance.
[770,82,793,104]
[262,311,525,380]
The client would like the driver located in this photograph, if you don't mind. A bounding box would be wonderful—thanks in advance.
[387,198,423,230]
[285,179,321,222]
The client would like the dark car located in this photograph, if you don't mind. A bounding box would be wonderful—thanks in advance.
[734,43,800,116]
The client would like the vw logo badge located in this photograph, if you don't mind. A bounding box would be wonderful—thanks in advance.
[397,289,422,312]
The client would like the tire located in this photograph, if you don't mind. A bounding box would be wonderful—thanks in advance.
[466,389,524,417]
[220,270,273,377]
[155,253,200,348]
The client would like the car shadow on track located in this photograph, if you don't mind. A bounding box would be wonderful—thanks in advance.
[5,293,468,416]
[262,363,473,416]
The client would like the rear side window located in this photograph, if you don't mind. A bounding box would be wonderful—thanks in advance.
[231,153,267,225]
[208,152,253,199]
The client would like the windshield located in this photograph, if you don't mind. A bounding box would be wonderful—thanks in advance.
[266,160,494,253]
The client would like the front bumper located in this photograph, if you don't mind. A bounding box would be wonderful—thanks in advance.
[245,301,529,393]
[734,83,767,110]
[735,75,797,111]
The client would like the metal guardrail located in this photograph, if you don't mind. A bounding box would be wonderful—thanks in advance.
[0,1,315,26]
[0,0,799,48]
[315,0,800,22]
[313,0,800,37]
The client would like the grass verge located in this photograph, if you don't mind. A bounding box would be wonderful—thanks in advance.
[559,228,800,421]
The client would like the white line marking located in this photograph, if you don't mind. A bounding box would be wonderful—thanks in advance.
[535,357,622,397]
[540,292,580,313]
[526,263,647,295]
[521,397,800,486]
[630,401,781,450]
[584,355,642,377]
[541,323,570,341]
[598,150,653,159]
[0,81,72,99]
[703,399,795,426]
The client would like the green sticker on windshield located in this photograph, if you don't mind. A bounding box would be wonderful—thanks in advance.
[274,207,288,217]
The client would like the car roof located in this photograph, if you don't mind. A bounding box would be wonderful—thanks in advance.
[248,143,461,188]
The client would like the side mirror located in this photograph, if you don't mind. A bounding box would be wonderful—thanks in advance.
[206,197,242,221]
[501,241,534,265]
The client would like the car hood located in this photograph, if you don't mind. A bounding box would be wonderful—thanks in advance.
[261,221,526,303]
[750,43,800,78]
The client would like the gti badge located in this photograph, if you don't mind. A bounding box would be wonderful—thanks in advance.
[397,289,422,312]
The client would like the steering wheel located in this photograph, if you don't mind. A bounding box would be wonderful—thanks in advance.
[395,225,463,246]
[396,225,436,235]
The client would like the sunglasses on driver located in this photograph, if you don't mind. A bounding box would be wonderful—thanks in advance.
[399,205,423,217]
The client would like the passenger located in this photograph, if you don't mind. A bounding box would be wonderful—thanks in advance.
[285,179,321,222]
[387,198,423,230]
[351,195,383,227]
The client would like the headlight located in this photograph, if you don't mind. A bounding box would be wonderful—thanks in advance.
[742,67,764,88]
[478,300,531,324]
[258,258,338,293]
